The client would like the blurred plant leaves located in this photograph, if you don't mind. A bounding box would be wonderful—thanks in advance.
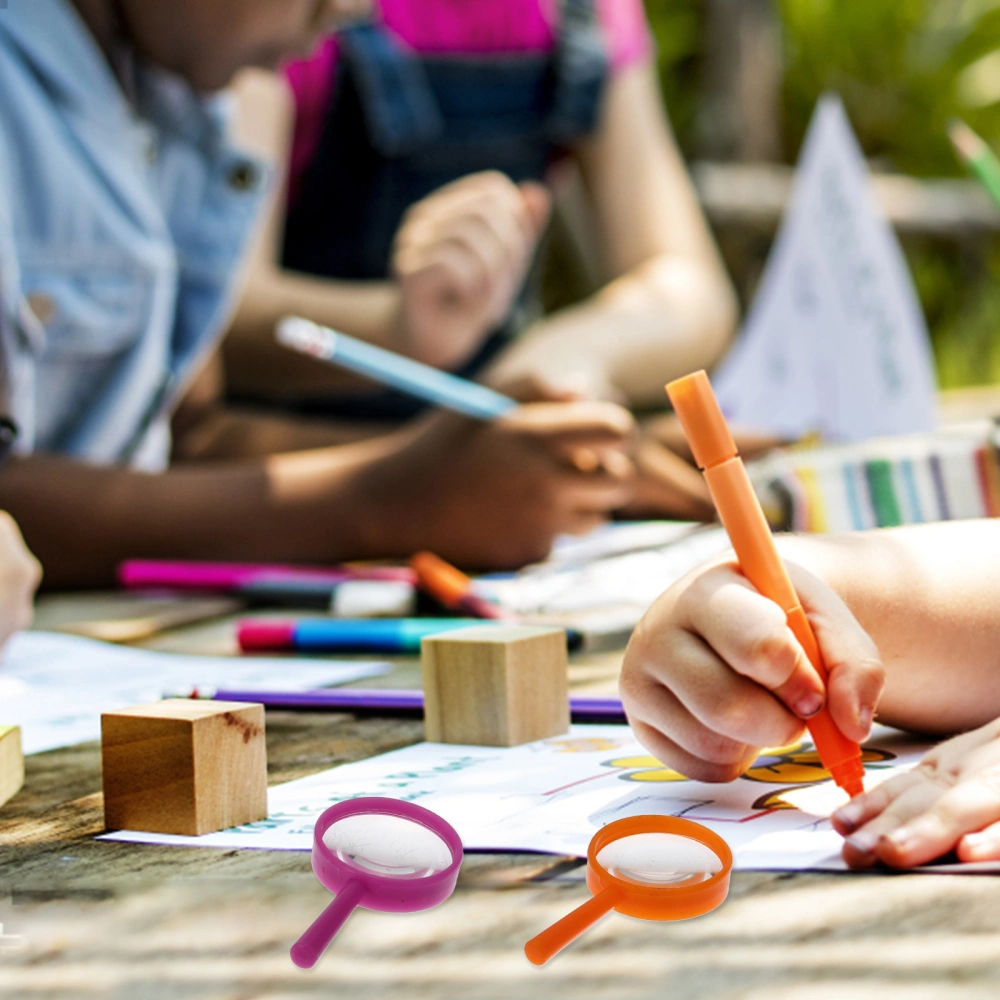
[646,0,1000,173]
[644,0,1000,386]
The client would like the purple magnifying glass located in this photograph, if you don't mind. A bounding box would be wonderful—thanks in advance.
[290,797,464,970]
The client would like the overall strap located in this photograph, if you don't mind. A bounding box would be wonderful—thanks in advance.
[336,22,444,157]
[549,0,610,144]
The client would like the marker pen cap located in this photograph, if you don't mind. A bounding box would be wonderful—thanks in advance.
[666,371,738,471]
[239,622,296,650]
[332,581,417,618]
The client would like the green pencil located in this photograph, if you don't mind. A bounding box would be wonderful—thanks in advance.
[949,118,1000,213]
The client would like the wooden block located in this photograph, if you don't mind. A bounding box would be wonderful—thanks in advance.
[101,700,267,836]
[0,726,24,809]
[422,626,569,747]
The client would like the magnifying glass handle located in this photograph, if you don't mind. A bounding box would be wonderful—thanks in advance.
[524,886,623,966]
[290,879,365,969]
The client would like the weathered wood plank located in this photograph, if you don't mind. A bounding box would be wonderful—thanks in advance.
[4,597,1000,997]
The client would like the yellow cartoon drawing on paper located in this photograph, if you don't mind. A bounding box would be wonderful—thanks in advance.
[547,737,630,754]
[603,743,897,786]
[744,744,896,785]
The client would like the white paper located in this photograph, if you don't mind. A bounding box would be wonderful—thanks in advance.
[713,95,937,442]
[547,522,700,566]
[100,724,991,873]
[0,631,390,755]
[474,526,733,617]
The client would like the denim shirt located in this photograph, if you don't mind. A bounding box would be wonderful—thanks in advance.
[0,0,268,470]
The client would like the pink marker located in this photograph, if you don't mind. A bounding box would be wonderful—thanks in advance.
[119,560,414,592]
[290,797,463,970]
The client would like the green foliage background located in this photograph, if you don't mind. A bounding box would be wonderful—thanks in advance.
[645,0,1000,387]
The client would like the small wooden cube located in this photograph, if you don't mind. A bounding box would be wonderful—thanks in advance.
[101,700,267,836]
[0,726,24,810]
[422,626,569,747]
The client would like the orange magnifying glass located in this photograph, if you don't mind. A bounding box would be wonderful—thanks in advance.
[525,816,733,966]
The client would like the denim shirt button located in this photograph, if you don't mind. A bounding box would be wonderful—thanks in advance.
[226,161,260,193]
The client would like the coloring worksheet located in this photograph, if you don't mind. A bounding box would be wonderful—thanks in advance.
[101,724,989,873]
[0,631,390,755]
[712,95,937,442]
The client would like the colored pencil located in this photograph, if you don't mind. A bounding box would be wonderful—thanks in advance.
[278,317,517,421]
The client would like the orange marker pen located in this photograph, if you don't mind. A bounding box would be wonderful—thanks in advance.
[666,371,865,798]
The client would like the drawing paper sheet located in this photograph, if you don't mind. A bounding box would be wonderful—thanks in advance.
[546,522,701,566]
[101,724,990,873]
[0,631,390,755]
[475,526,733,619]
[712,95,937,442]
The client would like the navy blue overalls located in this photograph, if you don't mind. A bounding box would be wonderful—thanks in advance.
[277,0,610,419]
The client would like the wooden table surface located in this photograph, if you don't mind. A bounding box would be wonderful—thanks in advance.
[1,595,999,1000]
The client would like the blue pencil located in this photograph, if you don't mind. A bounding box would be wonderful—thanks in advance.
[277,317,517,421]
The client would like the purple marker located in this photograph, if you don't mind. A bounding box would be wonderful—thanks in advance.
[205,687,627,724]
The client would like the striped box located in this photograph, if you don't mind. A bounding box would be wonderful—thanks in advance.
[748,422,1000,533]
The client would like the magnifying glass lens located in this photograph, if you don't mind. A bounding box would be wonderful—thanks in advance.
[294,800,463,970]
[596,832,723,886]
[323,813,454,878]
[525,818,733,966]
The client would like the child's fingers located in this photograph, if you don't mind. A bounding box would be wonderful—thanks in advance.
[632,438,716,521]
[874,774,1000,868]
[560,511,610,537]
[627,692,759,784]
[560,445,634,483]
[625,623,805,759]
[787,563,885,743]
[836,750,1000,869]
[671,633,808,751]
[557,468,635,512]
[959,819,1000,862]
[500,401,636,444]
[832,769,920,836]
[518,181,553,236]
[678,567,827,722]
[492,372,589,404]
[396,245,485,302]
[837,772,942,868]
[408,176,536,265]
[836,723,1000,869]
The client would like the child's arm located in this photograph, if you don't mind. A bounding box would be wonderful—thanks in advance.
[484,60,739,407]
[0,395,634,589]
[0,512,40,647]
[224,72,547,397]
[620,520,1000,783]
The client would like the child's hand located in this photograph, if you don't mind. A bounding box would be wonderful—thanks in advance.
[833,720,1000,868]
[392,172,551,371]
[358,400,635,570]
[620,559,884,782]
[613,432,716,522]
[0,511,40,649]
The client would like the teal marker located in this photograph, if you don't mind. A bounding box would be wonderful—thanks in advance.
[238,619,479,654]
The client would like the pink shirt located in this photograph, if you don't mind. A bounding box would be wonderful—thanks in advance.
[286,0,653,196]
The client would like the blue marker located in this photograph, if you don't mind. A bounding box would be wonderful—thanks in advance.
[239,618,586,653]
[277,317,517,421]
[239,618,480,653]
